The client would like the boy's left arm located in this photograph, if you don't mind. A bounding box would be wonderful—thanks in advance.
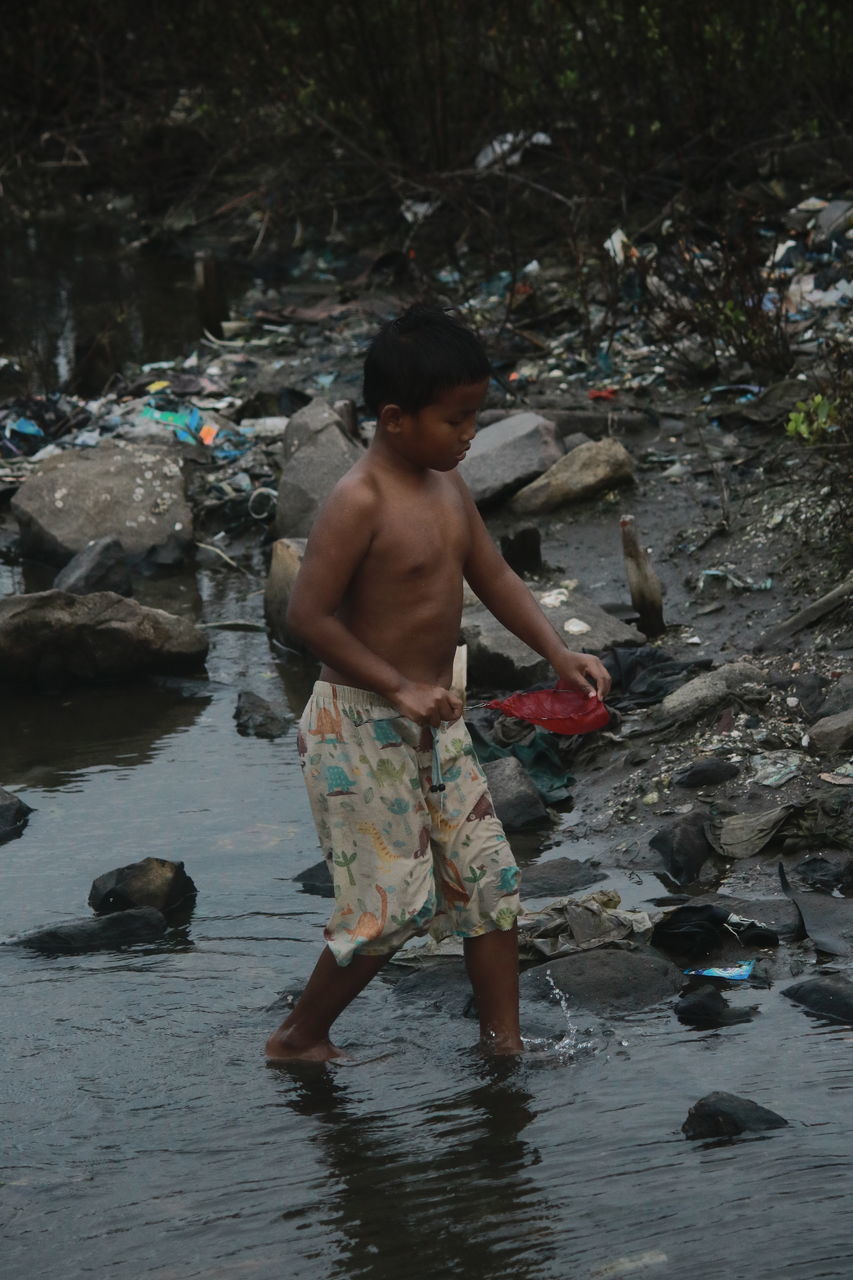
[459,480,611,699]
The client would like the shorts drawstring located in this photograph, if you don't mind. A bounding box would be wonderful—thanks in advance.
[430,725,446,808]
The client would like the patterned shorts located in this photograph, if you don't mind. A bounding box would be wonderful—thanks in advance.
[298,682,522,966]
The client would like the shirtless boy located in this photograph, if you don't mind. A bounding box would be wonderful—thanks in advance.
[266,305,610,1062]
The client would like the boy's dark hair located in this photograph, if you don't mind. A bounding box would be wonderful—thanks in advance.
[363,304,491,416]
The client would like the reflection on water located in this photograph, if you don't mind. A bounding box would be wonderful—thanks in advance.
[276,1059,549,1280]
[0,218,249,392]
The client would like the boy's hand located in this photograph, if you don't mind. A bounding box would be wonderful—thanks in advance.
[553,650,612,700]
[391,681,463,727]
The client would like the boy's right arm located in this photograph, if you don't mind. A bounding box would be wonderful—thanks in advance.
[285,478,461,726]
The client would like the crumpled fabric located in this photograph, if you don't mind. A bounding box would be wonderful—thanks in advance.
[706,793,853,860]
[603,645,711,711]
[518,889,654,959]
[466,706,575,802]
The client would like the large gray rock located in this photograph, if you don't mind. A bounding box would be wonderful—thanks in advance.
[510,437,635,514]
[457,412,563,505]
[264,537,306,649]
[0,590,208,688]
[11,441,192,565]
[275,400,363,537]
[0,787,32,845]
[519,948,682,1013]
[53,536,132,596]
[815,674,853,720]
[88,857,197,915]
[462,595,642,687]
[482,756,548,829]
[808,709,853,756]
[648,662,766,726]
[281,397,346,460]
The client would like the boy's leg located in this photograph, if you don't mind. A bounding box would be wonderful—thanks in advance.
[266,946,393,1062]
[463,924,523,1054]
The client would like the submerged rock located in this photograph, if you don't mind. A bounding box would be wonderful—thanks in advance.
[0,787,32,845]
[234,690,290,739]
[293,859,334,898]
[11,440,192,565]
[783,975,853,1024]
[520,857,606,898]
[519,947,682,1013]
[9,907,168,954]
[510,437,635,514]
[88,857,197,914]
[0,590,208,688]
[675,985,756,1029]
[53,536,133,596]
[682,1091,788,1139]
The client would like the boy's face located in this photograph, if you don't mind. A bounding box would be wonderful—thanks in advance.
[384,379,488,472]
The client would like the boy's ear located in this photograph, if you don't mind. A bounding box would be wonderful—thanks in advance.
[379,402,406,433]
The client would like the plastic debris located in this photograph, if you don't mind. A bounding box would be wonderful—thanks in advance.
[487,683,610,736]
[683,961,755,981]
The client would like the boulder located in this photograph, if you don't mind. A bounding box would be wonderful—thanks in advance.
[10,907,168,954]
[275,401,363,537]
[510,438,635,514]
[0,590,208,688]
[519,947,683,1013]
[0,787,32,845]
[482,756,548,829]
[52,536,132,596]
[649,662,766,726]
[88,857,197,914]
[808,709,853,756]
[457,412,563,505]
[682,1092,788,1140]
[282,397,346,459]
[264,537,306,648]
[462,594,642,687]
[234,690,290,739]
[11,441,192,565]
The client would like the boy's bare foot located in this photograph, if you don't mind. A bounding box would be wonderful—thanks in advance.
[480,1031,525,1056]
[265,1029,345,1064]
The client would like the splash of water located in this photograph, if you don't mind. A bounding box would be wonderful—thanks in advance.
[521,972,595,1063]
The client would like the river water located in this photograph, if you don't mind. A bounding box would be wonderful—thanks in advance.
[2,228,852,1280]
[1,563,852,1280]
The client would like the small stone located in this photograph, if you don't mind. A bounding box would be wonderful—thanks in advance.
[234,690,290,739]
[809,709,853,756]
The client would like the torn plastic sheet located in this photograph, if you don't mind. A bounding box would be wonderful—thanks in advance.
[518,890,653,959]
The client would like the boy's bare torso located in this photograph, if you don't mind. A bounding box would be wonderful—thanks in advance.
[321,460,470,692]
